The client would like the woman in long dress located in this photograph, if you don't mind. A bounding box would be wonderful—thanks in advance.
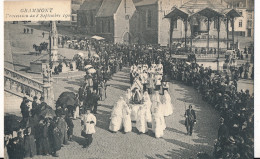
[122,98,132,133]
[109,98,123,132]
[161,90,173,117]
[136,105,148,134]
[143,91,152,123]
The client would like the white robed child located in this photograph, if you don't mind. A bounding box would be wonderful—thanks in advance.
[152,91,166,130]
[143,91,152,123]
[109,98,123,132]
[125,89,132,105]
[161,90,173,117]
[122,98,132,133]
[136,105,148,133]
[152,107,164,138]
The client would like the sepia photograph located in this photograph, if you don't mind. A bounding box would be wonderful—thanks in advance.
[3,0,255,158]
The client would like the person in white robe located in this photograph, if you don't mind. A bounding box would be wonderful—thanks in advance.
[122,98,132,133]
[131,88,142,121]
[125,89,132,105]
[109,98,123,132]
[151,91,166,130]
[161,90,173,117]
[152,107,164,138]
[136,105,148,134]
[143,91,152,123]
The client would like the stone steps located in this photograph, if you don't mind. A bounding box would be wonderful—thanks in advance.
[4,91,23,116]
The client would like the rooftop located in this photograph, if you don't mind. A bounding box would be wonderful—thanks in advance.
[134,0,157,7]
[95,0,122,17]
[79,0,103,11]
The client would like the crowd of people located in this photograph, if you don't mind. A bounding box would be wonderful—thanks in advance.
[4,35,254,158]
[5,96,75,158]
[23,28,33,34]
[108,63,174,138]
[163,59,254,158]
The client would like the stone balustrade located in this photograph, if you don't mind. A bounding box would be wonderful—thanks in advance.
[4,68,54,105]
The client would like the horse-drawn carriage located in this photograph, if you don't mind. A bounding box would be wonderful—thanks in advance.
[33,42,48,55]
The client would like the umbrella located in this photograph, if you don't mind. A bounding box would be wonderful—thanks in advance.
[40,108,56,119]
[56,92,76,109]
[84,65,93,70]
[4,115,22,134]
[91,35,105,40]
[92,54,99,58]
[88,68,96,74]
[77,52,84,57]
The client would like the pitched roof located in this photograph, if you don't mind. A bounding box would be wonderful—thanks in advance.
[72,4,80,14]
[95,0,122,17]
[79,0,103,11]
[134,0,157,7]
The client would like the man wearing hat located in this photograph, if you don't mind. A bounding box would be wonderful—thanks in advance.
[20,98,30,119]
[81,108,96,148]
[218,117,229,146]
[184,105,196,136]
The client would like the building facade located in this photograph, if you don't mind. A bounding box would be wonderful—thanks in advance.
[226,0,254,37]
[77,0,136,43]
[131,0,253,48]
[77,0,103,34]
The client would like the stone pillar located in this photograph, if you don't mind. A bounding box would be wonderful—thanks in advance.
[184,19,188,50]
[49,21,59,67]
[43,81,54,107]
[231,17,235,50]
[42,68,54,107]
[169,18,174,57]
[217,16,220,72]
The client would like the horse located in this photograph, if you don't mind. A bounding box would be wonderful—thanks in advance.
[33,42,48,55]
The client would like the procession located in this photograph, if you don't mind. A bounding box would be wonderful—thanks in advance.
[4,34,254,158]
[3,0,255,158]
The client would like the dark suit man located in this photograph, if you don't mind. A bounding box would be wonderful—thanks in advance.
[185,105,196,136]
[218,117,229,145]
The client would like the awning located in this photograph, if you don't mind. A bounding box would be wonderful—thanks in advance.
[91,35,105,40]
[165,7,189,20]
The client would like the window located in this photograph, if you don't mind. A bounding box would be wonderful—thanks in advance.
[247,20,252,28]
[248,13,252,20]
[146,10,152,28]
[239,20,243,27]
[239,11,243,16]
[173,20,177,29]
[90,12,94,26]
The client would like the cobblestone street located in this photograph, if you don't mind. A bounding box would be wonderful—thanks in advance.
[4,22,253,159]
[32,67,220,159]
